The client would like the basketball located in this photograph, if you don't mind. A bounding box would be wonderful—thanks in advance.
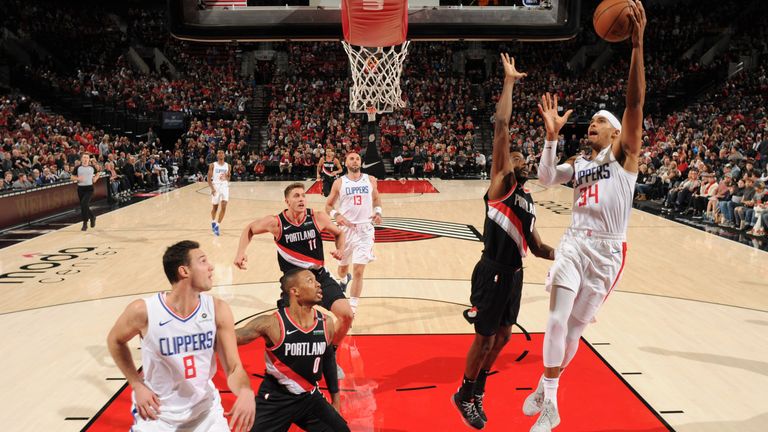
[593,0,633,42]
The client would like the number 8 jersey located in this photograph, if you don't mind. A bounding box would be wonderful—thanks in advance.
[138,293,218,425]
[571,146,637,237]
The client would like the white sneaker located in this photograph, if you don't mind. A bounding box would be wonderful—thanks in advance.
[530,400,560,432]
[522,389,544,416]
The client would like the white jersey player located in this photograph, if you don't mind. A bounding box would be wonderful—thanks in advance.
[524,2,647,431]
[325,152,382,314]
[107,241,255,432]
[208,150,230,236]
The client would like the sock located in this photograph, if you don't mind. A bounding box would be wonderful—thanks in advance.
[459,376,476,402]
[349,297,359,314]
[474,369,489,397]
[211,220,217,225]
[542,377,559,409]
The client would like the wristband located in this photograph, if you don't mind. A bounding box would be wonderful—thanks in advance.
[374,206,382,215]
[330,209,338,218]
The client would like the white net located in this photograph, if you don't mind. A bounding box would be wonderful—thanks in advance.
[342,40,410,120]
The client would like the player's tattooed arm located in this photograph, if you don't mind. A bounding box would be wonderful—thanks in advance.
[235,314,277,345]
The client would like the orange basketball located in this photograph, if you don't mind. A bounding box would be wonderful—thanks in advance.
[593,0,633,42]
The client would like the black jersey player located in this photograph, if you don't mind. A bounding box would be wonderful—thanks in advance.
[236,269,350,432]
[452,54,555,430]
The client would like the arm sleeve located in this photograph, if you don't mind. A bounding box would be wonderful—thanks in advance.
[537,140,574,185]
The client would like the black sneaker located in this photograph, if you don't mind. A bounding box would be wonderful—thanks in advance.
[474,393,487,422]
[81,223,87,231]
[90,216,96,228]
[475,394,488,423]
[462,307,478,324]
[452,391,485,429]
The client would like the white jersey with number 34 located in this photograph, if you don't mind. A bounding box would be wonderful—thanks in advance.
[570,146,637,238]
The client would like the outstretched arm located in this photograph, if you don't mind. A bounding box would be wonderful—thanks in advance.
[234,215,278,270]
[537,93,575,185]
[235,314,278,345]
[616,0,647,169]
[490,53,527,180]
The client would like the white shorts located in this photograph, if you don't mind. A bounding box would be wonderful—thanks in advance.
[130,395,229,432]
[339,223,376,266]
[545,228,627,323]
[211,184,229,205]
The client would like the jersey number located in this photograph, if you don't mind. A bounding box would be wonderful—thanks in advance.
[183,355,197,379]
[309,239,317,250]
[313,356,321,374]
[577,184,599,207]
[353,195,362,206]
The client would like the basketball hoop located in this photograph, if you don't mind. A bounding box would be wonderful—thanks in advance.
[343,41,410,117]
[341,0,409,118]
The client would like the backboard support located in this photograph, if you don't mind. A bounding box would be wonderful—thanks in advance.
[168,0,580,42]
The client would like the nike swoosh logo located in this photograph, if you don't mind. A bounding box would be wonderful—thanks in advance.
[611,250,622,254]
[286,329,299,335]
[362,161,380,169]
[159,320,173,326]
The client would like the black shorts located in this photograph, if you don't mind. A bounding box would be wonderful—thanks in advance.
[314,268,347,311]
[322,175,335,197]
[252,377,350,432]
[469,258,523,336]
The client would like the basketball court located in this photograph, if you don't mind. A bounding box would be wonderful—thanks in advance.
[2,0,767,431]
[2,179,767,431]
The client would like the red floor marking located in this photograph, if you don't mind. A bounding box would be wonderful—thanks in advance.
[86,334,671,431]
[307,180,439,194]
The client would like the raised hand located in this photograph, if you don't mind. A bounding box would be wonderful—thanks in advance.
[500,53,527,82]
[537,92,573,137]
[629,0,647,48]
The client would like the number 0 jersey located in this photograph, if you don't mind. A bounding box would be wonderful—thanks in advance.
[265,307,330,394]
[138,293,218,425]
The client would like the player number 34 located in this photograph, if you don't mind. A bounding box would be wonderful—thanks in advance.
[577,184,599,207]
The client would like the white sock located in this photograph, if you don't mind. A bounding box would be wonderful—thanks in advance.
[212,220,217,225]
[542,377,559,409]
[349,297,359,314]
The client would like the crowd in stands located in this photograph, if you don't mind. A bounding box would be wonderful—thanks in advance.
[3,0,768,236]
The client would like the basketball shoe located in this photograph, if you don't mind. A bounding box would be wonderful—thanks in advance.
[530,400,560,432]
[213,222,220,236]
[523,388,544,416]
[474,393,487,422]
[452,391,485,429]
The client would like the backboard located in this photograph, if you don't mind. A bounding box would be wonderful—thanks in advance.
[168,0,580,42]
